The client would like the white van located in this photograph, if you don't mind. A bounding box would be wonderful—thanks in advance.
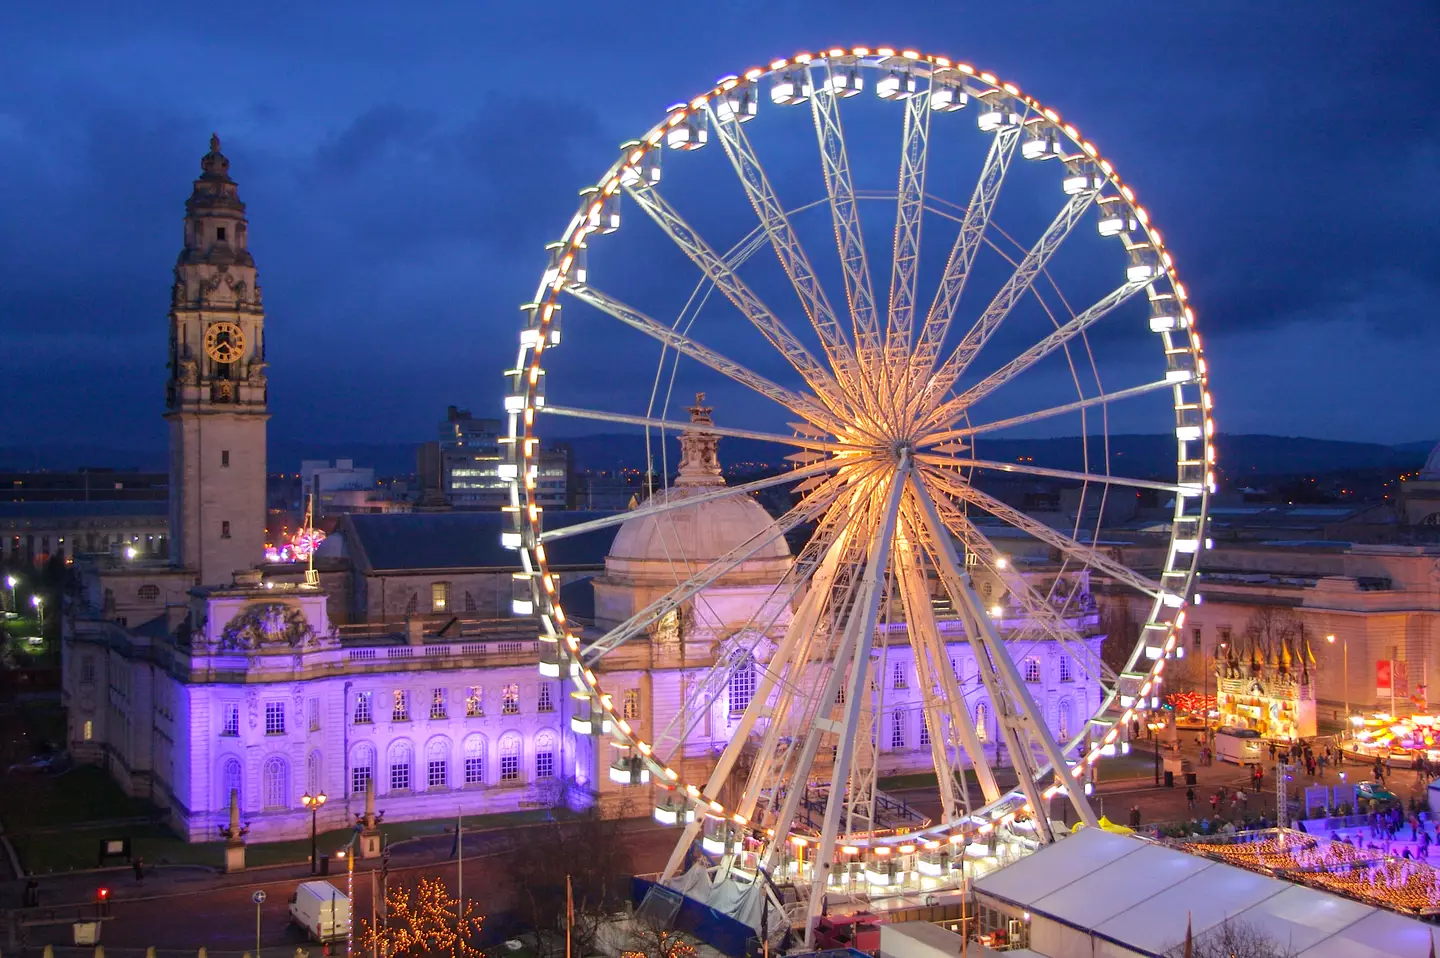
[289,880,350,942]
[1214,726,1263,766]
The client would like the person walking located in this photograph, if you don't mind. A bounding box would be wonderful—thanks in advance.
[132,855,144,884]
[1236,789,1248,815]
[1187,785,1197,813]
[1210,792,1221,816]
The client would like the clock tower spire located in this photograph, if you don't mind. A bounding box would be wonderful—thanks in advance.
[165,134,268,585]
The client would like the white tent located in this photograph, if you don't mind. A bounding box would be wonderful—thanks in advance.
[972,828,1437,958]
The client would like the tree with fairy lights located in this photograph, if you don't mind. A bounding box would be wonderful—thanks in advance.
[621,917,698,958]
[358,877,484,958]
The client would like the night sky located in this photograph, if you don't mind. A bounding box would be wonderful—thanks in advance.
[1,1,1436,459]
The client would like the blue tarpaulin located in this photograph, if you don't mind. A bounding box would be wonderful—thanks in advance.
[633,877,760,958]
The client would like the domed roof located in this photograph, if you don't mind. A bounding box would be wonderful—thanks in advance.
[604,395,791,585]
[1422,441,1440,480]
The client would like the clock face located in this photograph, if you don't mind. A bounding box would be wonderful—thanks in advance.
[204,322,245,363]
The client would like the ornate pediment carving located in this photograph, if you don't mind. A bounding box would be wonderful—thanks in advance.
[219,602,316,651]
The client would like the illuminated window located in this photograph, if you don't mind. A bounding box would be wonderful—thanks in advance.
[393,690,410,722]
[728,653,756,716]
[466,687,483,717]
[389,740,413,791]
[535,731,556,779]
[262,756,289,809]
[1057,698,1073,741]
[430,688,448,720]
[502,684,519,715]
[892,662,909,690]
[222,704,240,736]
[464,735,485,785]
[975,702,989,742]
[222,757,243,807]
[499,734,520,782]
[264,701,285,736]
[919,712,932,747]
[538,683,554,713]
[426,740,449,788]
[1023,658,1042,683]
[308,698,321,731]
[622,688,640,720]
[890,710,907,750]
[353,692,373,725]
[1058,656,1074,683]
[431,582,450,613]
[83,720,93,741]
[351,745,373,795]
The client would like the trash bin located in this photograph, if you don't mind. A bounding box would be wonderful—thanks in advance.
[1185,771,1198,786]
[1164,770,1175,788]
[319,854,330,876]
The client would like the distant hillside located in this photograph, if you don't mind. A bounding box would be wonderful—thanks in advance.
[1,434,1430,480]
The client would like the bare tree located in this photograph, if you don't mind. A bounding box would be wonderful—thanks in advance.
[1164,918,1298,958]
[507,811,637,958]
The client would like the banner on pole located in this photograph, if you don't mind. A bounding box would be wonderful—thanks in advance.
[1377,660,1392,699]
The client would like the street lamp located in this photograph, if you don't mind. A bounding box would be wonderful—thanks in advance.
[1326,634,1348,730]
[5,575,16,612]
[302,791,328,873]
[31,594,42,630]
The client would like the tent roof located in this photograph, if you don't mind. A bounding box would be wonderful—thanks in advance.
[973,829,1437,958]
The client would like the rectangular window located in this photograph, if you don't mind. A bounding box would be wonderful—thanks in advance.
[500,754,519,782]
[428,757,447,789]
[308,697,321,732]
[391,758,410,792]
[430,687,448,720]
[622,688,640,720]
[465,753,484,785]
[892,662,909,690]
[431,581,450,613]
[1219,626,1232,646]
[264,701,285,736]
[1023,658,1042,683]
[466,686,483,717]
[1192,626,1203,649]
[536,748,554,779]
[216,226,226,241]
[221,450,230,468]
[538,683,554,713]
[83,720,93,741]
[502,683,519,715]
[81,654,96,684]
[352,763,372,795]
[222,704,240,736]
[393,690,410,722]
[221,521,231,539]
[353,692,373,725]
[1058,656,1074,683]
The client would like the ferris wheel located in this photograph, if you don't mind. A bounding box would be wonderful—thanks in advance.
[504,46,1212,939]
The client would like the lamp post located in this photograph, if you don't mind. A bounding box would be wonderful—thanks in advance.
[5,575,16,612]
[1326,634,1348,730]
[302,791,327,873]
[31,594,42,631]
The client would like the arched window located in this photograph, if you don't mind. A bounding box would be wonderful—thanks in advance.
[1057,698,1073,741]
[463,734,486,785]
[919,711,932,748]
[975,702,989,742]
[351,744,374,795]
[535,730,556,779]
[426,738,449,789]
[389,740,413,792]
[307,750,322,795]
[221,757,243,809]
[499,732,521,783]
[890,710,907,750]
[263,756,289,809]
[728,652,756,716]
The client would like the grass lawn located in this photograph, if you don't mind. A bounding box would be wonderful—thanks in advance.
[1094,749,1164,780]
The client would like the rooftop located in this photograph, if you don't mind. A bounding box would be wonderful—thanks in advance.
[343,510,619,572]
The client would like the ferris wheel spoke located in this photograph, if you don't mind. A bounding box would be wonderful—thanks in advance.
[918,453,1185,495]
[909,474,1100,833]
[622,182,853,416]
[540,459,843,546]
[920,188,1101,416]
[582,470,855,660]
[562,283,844,433]
[908,127,1021,402]
[884,90,931,361]
[705,106,865,399]
[540,405,843,454]
[809,63,884,372]
[922,277,1153,431]
[933,499,1117,689]
[925,469,1166,600]
[926,378,1178,445]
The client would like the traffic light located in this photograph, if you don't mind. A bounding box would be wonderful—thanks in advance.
[96,887,110,916]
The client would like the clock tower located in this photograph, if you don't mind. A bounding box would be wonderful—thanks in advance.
[165,135,269,586]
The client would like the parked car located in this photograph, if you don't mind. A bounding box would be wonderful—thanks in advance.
[1357,781,1397,804]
